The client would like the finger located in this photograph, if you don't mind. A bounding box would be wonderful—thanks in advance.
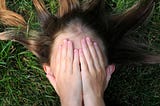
[79,49,88,72]
[94,42,105,69]
[86,37,100,71]
[67,40,74,73]
[81,38,94,72]
[61,39,68,72]
[55,45,62,76]
[73,49,80,73]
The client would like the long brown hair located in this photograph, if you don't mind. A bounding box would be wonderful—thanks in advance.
[0,0,159,65]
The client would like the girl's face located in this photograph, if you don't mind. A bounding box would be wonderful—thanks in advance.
[52,21,105,51]
[43,21,107,74]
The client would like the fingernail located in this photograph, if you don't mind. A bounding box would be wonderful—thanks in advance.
[74,49,78,53]
[68,40,72,45]
[63,39,67,43]
[86,37,91,42]
[94,42,97,46]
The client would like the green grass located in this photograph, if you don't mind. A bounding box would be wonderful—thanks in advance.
[0,0,160,106]
[105,0,160,106]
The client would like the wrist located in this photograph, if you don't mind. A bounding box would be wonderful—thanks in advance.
[61,97,82,106]
[83,94,105,106]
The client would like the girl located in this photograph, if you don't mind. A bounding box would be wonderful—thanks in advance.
[0,0,159,105]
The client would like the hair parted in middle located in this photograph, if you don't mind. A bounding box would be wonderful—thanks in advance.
[0,0,160,65]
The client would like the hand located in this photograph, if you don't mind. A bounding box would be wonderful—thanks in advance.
[79,37,115,106]
[47,40,82,106]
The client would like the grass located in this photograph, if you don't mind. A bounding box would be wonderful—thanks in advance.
[0,0,160,106]
[105,0,160,106]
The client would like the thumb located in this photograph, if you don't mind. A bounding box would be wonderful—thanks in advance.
[46,74,59,94]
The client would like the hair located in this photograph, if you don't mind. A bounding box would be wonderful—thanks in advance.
[0,0,160,65]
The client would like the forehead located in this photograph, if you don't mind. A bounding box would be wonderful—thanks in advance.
[53,24,104,50]
[49,19,108,65]
[51,18,105,56]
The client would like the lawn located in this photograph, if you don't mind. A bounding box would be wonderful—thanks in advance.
[0,0,160,106]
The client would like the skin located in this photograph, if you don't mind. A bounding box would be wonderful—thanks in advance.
[44,35,115,106]
[80,37,107,106]
[53,40,82,106]
[45,40,82,106]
